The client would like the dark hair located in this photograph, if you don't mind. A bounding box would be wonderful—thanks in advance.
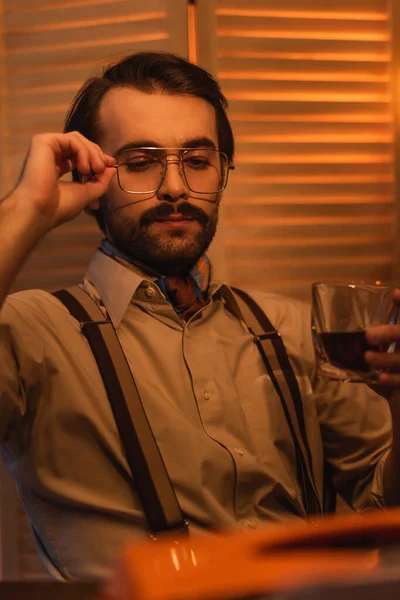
[64,51,234,232]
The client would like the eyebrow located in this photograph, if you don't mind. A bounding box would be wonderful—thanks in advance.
[114,136,217,156]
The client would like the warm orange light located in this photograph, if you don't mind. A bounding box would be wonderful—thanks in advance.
[6,32,168,56]
[6,0,131,13]
[219,71,390,83]
[234,133,392,143]
[225,215,392,226]
[229,113,391,123]
[7,104,73,116]
[6,11,168,34]
[187,1,197,64]
[233,174,393,184]
[228,255,392,267]
[217,29,389,42]
[216,9,388,22]
[225,234,393,247]
[225,91,390,102]
[234,154,393,165]
[226,195,392,206]
[218,50,390,62]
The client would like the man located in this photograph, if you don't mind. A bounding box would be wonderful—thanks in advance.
[0,52,399,581]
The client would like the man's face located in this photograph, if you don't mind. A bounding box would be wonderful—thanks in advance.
[91,87,222,274]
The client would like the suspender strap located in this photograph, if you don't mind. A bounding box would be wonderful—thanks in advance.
[53,286,188,538]
[232,287,322,515]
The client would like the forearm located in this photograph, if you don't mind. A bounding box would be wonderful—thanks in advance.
[0,189,47,309]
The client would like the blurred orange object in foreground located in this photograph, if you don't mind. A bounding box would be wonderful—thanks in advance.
[105,509,400,600]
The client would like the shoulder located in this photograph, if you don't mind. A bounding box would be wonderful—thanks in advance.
[4,288,68,316]
[234,287,311,334]
[0,288,85,371]
[233,287,314,366]
[2,289,72,336]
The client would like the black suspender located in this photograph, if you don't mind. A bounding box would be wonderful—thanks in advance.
[54,284,322,538]
[53,287,188,539]
[231,287,321,516]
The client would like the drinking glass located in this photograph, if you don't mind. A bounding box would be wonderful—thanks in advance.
[312,281,399,383]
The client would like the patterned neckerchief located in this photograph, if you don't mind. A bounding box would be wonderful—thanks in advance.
[100,239,211,319]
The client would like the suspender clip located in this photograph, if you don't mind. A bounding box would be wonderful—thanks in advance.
[253,331,281,343]
[150,520,190,541]
[80,320,110,332]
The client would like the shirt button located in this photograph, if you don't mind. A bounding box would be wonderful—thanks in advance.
[145,286,155,298]
[233,447,244,456]
[203,390,211,400]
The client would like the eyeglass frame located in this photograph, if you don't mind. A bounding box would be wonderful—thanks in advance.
[112,146,235,198]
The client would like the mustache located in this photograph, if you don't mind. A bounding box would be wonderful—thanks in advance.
[139,202,209,228]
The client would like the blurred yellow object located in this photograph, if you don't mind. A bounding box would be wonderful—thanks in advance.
[104,509,400,600]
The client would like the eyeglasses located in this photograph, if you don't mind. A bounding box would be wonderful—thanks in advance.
[113,147,234,203]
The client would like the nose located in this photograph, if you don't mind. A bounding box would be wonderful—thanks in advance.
[157,158,189,203]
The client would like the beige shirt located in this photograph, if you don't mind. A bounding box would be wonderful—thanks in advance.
[0,250,392,580]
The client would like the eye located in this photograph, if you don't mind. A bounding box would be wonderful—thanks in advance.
[184,156,210,169]
[122,156,159,171]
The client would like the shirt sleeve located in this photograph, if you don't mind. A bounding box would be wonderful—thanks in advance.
[299,298,392,511]
[313,375,391,511]
[0,292,45,442]
[247,289,392,512]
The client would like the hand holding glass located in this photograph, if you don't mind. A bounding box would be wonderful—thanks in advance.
[312,281,399,383]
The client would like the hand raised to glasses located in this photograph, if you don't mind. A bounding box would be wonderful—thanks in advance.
[12,131,115,231]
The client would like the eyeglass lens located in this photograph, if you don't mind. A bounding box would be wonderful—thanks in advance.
[117,148,227,194]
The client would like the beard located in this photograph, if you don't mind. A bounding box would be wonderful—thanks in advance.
[101,198,219,275]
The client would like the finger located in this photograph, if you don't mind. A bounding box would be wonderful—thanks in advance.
[365,350,400,369]
[54,135,92,176]
[366,325,400,345]
[103,152,116,168]
[376,372,400,387]
[52,134,109,178]
[18,133,114,200]
[57,157,76,178]
[55,148,113,181]
[74,166,116,203]
[67,132,115,174]
[68,132,108,174]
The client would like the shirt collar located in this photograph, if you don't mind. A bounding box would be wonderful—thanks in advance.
[100,238,211,295]
[83,250,148,328]
[83,248,243,329]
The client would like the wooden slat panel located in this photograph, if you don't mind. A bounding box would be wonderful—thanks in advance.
[226,238,394,263]
[4,36,168,72]
[6,18,168,52]
[12,214,103,292]
[213,0,395,299]
[3,0,138,9]
[218,36,390,56]
[217,0,388,15]
[231,261,393,301]
[220,57,390,76]
[218,16,389,40]
[3,0,167,29]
